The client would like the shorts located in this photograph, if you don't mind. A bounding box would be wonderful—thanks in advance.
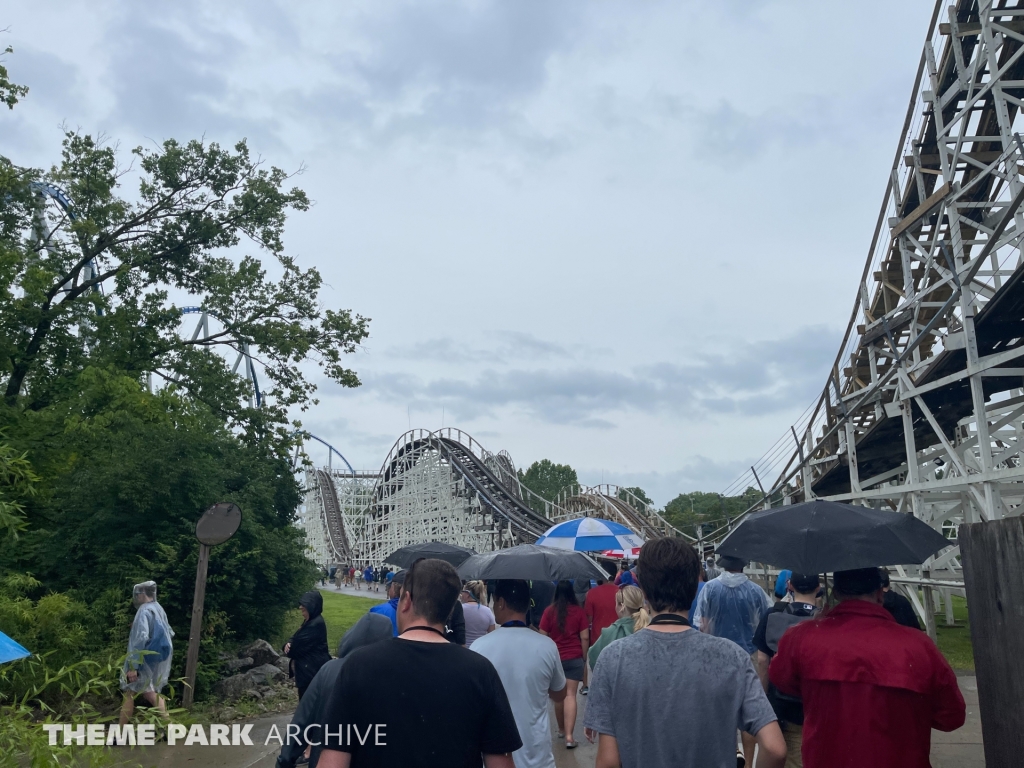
[561,657,585,681]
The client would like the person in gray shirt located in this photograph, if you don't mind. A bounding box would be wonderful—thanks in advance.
[584,537,786,768]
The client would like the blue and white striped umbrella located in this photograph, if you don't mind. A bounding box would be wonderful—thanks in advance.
[535,517,645,553]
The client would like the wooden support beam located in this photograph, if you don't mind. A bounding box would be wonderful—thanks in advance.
[891,183,951,238]
[960,516,1024,766]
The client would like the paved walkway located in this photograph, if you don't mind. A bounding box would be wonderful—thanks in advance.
[120,676,984,767]
[318,583,388,601]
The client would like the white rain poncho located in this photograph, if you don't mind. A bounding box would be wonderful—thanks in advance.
[121,581,175,694]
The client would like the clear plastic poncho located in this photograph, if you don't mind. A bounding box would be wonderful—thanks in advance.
[121,581,175,694]
[692,572,772,654]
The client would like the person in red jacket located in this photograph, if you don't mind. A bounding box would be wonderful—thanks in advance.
[769,567,965,768]
[585,580,619,647]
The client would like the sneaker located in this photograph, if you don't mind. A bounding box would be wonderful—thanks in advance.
[580,686,589,695]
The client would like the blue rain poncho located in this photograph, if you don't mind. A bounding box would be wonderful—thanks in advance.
[121,581,175,694]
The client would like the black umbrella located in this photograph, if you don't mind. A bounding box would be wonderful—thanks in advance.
[715,499,952,574]
[384,541,477,568]
[457,544,607,582]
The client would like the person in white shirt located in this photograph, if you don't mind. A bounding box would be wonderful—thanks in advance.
[471,580,567,768]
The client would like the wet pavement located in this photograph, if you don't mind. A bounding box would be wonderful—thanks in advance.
[317,583,388,602]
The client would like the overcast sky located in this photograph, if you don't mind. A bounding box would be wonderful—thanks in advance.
[4,1,935,505]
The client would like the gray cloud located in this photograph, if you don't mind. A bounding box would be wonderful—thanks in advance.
[100,3,287,149]
[387,331,577,364]
[361,325,838,426]
[581,456,756,508]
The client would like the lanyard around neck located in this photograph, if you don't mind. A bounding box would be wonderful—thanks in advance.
[400,625,447,638]
[501,620,528,628]
[648,613,690,627]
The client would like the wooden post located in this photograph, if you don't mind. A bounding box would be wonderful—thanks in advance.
[921,568,938,642]
[960,516,1024,766]
[182,542,210,708]
[944,589,955,627]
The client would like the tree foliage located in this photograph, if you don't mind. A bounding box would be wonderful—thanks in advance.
[518,459,579,514]
[0,115,358,712]
[618,486,652,508]
[0,434,36,540]
[0,45,29,110]
[663,488,762,537]
[1,132,368,441]
[0,369,318,646]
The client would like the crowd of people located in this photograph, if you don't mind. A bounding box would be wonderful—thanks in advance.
[120,540,968,768]
[324,564,394,592]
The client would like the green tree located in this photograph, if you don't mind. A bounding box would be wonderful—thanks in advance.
[0,45,29,110]
[0,435,35,539]
[0,368,317,647]
[518,459,579,514]
[618,486,652,508]
[0,132,368,440]
[663,488,763,537]
[0,119,354,703]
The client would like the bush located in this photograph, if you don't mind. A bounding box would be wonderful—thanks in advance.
[0,370,319,698]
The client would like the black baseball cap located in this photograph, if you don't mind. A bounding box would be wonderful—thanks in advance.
[789,572,821,593]
[716,555,746,571]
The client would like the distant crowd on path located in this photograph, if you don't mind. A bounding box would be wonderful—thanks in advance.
[322,564,393,592]
[69,540,944,768]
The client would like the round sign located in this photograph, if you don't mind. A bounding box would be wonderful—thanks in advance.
[196,502,242,546]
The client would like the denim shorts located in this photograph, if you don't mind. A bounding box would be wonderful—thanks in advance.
[561,657,585,681]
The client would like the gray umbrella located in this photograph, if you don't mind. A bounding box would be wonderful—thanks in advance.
[457,544,607,581]
[384,541,477,568]
[715,499,952,573]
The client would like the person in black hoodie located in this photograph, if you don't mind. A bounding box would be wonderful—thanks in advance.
[284,591,332,699]
[276,613,393,768]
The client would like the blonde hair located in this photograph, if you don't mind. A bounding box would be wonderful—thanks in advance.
[617,585,650,630]
[463,580,487,603]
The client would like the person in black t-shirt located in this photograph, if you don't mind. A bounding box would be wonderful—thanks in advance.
[318,558,522,768]
[526,580,555,629]
[753,572,820,767]
[880,570,923,630]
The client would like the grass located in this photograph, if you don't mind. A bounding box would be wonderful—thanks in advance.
[930,594,975,672]
[275,591,383,656]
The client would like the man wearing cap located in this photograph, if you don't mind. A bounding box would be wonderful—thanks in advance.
[691,555,772,766]
[769,567,966,768]
[752,573,821,767]
[368,569,405,635]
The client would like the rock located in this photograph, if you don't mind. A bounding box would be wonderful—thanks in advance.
[242,689,263,700]
[247,663,285,686]
[225,657,254,673]
[214,663,285,701]
[273,656,291,675]
[239,639,279,666]
[214,673,257,700]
